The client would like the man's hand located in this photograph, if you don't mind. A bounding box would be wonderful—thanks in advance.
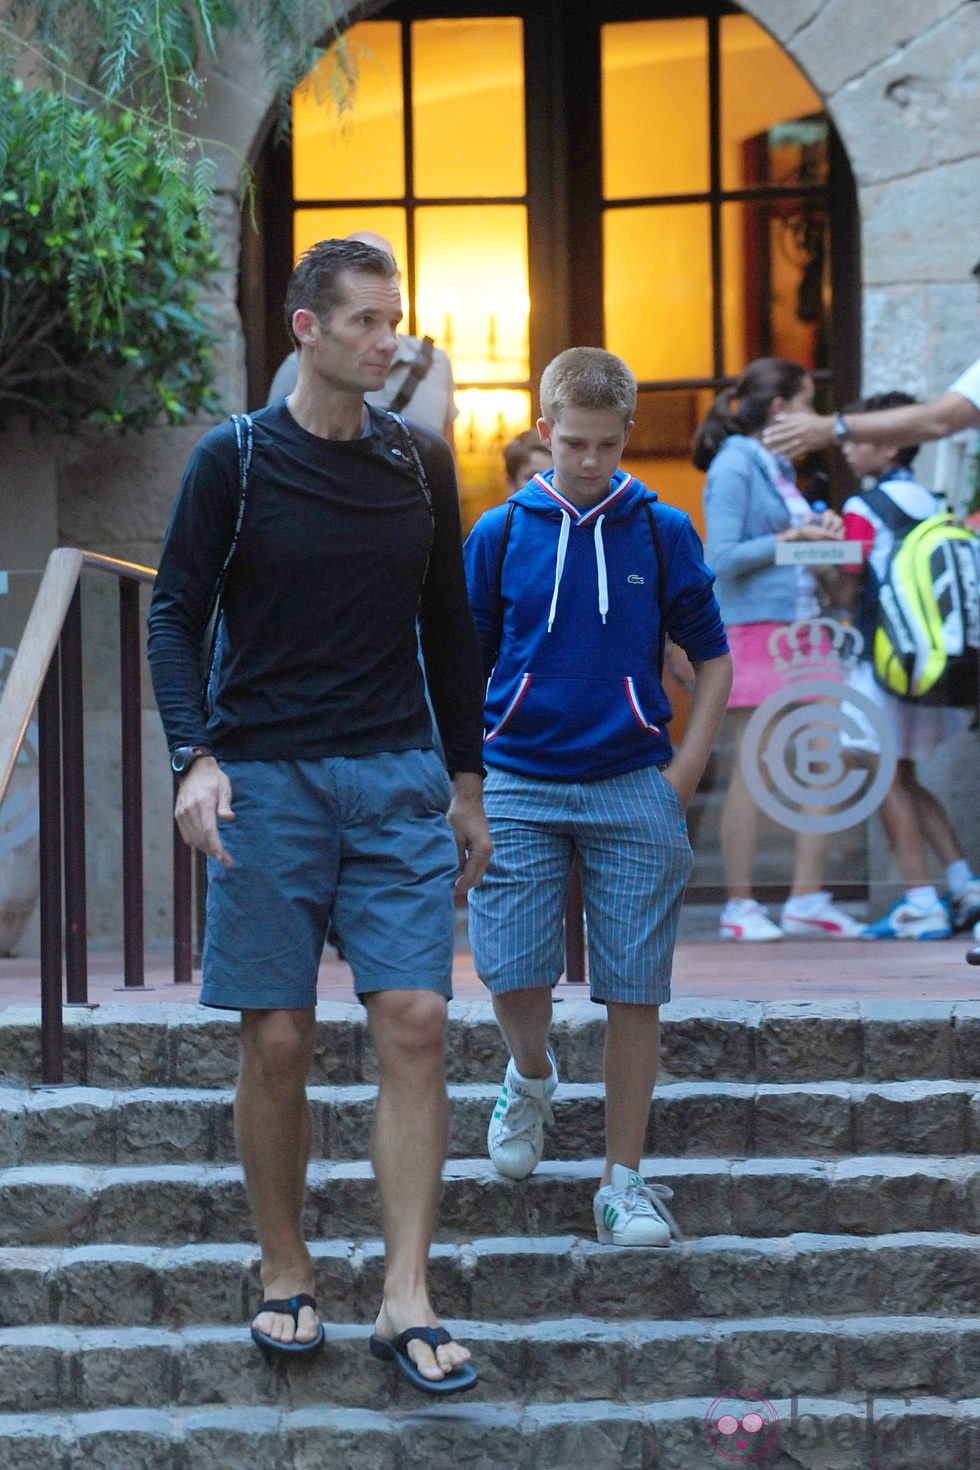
[446,771,492,893]
[174,757,234,866]
[762,411,835,457]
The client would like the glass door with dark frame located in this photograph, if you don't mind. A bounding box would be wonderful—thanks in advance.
[254,0,855,535]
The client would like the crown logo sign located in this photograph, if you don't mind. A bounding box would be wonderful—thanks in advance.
[767,617,864,680]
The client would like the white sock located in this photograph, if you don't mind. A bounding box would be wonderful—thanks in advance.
[512,1056,558,1093]
[906,885,939,911]
[785,890,827,915]
[946,860,972,894]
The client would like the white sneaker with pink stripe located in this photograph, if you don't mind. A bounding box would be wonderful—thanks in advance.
[780,891,863,938]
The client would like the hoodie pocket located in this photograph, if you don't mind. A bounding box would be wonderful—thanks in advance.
[624,676,663,734]
[485,672,532,743]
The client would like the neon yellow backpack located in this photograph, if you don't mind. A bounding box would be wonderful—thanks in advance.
[865,489,980,706]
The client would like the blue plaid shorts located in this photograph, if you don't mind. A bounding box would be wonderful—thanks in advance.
[468,763,692,1005]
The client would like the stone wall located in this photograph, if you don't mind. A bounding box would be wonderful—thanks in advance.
[2,0,978,954]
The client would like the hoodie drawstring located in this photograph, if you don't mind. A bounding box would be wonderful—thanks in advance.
[546,509,611,631]
[594,515,608,624]
[546,510,570,633]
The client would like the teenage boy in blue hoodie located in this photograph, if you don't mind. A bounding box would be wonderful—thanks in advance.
[463,348,732,1245]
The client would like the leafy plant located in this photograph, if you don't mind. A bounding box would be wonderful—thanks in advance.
[0,0,354,429]
[0,76,221,428]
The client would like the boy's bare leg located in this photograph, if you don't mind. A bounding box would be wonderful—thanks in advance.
[491,985,554,1078]
[366,988,470,1382]
[602,1002,660,1185]
[236,1007,320,1345]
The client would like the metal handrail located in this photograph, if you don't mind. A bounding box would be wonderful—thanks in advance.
[0,547,194,1083]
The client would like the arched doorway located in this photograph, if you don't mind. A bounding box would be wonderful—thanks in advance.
[243,0,858,534]
[238,0,866,914]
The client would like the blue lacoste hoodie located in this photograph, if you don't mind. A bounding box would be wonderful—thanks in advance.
[463,468,728,781]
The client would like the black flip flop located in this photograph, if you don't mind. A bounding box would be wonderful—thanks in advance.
[369,1325,478,1396]
[250,1293,325,1358]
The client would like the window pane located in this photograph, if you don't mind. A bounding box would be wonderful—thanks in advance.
[293,208,407,272]
[623,389,715,533]
[293,22,404,201]
[456,389,532,533]
[722,198,830,376]
[414,206,529,384]
[720,14,826,191]
[604,205,712,379]
[412,19,526,199]
[602,19,709,199]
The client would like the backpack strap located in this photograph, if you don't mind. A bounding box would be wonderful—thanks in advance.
[644,501,668,677]
[387,336,436,414]
[494,501,517,610]
[386,410,435,528]
[859,484,920,538]
[201,412,253,692]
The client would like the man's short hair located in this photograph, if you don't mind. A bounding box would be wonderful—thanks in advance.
[503,428,550,485]
[283,238,396,347]
[539,347,637,426]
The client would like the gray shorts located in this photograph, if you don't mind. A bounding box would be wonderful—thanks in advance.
[468,763,692,1006]
[200,750,457,1010]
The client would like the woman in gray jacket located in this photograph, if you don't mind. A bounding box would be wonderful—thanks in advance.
[696,358,859,942]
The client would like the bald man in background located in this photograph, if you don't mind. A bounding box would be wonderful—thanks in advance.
[267,231,458,445]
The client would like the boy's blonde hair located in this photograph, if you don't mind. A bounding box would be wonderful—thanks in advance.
[539,347,637,427]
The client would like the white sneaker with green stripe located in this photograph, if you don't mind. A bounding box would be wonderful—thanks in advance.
[487,1055,557,1180]
[592,1163,681,1247]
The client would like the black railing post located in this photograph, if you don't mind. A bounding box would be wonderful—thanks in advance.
[173,780,193,983]
[37,655,64,1084]
[119,577,145,987]
[563,857,586,984]
[60,584,88,1005]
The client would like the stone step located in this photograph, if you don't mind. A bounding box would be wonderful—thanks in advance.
[3,1077,976,1168]
[1,999,977,1088]
[2,1231,978,1329]
[0,1395,976,1470]
[0,1228,975,1346]
[1,1314,978,1414]
[1,1155,977,1247]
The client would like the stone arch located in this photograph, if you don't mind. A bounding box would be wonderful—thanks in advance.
[196,0,978,406]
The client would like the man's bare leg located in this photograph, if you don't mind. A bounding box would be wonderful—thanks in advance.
[366,988,470,1382]
[602,1002,660,1185]
[236,1006,319,1346]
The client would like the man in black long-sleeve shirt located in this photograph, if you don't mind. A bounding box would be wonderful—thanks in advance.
[148,239,490,1394]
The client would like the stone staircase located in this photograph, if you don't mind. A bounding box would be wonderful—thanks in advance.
[0,997,978,1469]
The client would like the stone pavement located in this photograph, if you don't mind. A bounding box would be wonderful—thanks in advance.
[2,923,978,1013]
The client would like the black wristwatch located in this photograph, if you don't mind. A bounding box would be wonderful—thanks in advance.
[833,412,851,446]
[170,744,213,776]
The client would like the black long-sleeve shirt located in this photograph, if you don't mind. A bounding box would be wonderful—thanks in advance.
[147,401,486,775]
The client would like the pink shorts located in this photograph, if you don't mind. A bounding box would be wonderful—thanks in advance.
[725,620,840,711]
[726,623,787,708]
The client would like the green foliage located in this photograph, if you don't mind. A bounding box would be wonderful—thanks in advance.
[7,0,353,140]
[0,0,355,431]
[0,75,222,428]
